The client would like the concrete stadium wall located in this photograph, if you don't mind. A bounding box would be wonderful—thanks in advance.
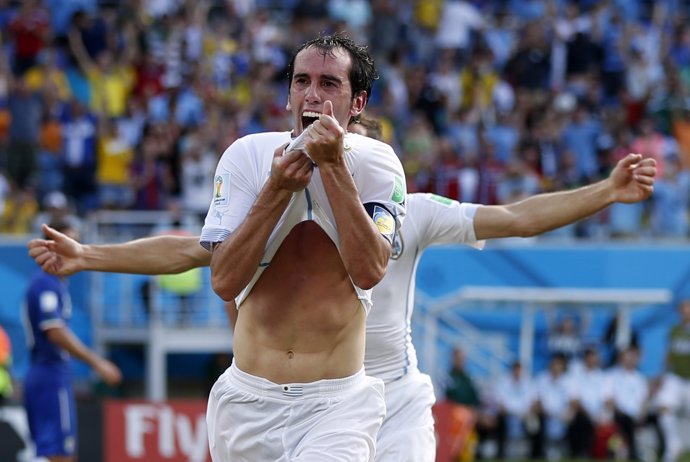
[2,240,689,381]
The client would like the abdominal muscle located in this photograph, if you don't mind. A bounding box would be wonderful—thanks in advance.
[232,221,366,384]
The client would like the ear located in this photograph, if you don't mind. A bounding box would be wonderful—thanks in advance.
[349,90,367,119]
[286,97,291,111]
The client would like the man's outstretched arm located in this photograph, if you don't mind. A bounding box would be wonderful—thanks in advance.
[474,153,656,240]
[28,224,210,276]
[46,326,122,385]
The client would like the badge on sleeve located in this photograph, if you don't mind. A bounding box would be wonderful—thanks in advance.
[373,205,395,242]
[213,174,230,206]
[390,175,404,204]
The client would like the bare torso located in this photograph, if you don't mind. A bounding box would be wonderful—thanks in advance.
[232,221,366,383]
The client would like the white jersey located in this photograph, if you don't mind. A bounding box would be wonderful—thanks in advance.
[493,374,537,417]
[603,367,649,418]
[200,131,406,313]
[534,371,570,418]
[366,193,484,383]
[567,367,608,420]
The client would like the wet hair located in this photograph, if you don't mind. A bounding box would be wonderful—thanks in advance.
[286,32,379,100]
[350,113,383,140]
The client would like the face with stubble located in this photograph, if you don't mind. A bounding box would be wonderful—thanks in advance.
[286,46,366,136]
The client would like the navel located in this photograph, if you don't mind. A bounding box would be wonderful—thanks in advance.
[286,349,295,359]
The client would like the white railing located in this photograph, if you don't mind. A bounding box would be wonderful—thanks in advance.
[414,286,673,394]
[85,210,233,401]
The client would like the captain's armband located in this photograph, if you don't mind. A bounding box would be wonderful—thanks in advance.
[364,202,397,244]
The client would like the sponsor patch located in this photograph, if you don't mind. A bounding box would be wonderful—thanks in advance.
[40,291,59,313]
[429,194,454,206]
[390,175,404,204]
[213,174,229,206]
[373,206,395,241]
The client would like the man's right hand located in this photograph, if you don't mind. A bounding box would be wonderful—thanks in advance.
[269,143,314,192]
[94,358,123,386]
[27,224,84,276]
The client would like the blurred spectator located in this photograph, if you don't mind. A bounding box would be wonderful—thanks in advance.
[484,111,520,165]
[459,47,499,117]
[6,75,42,189]
[603,347,650,461]
[24,46,72,102]
[492,361,540,459]
[328,0,372,38]
[68,12,135,118]
[630,117,667,179]
[149,203,202,325]
[655,299,690,462]
[0,169,9,212]
[650,152,690,238]
[37,111,65,202]
[32,190,82,234]
[428,49,462,115]
[8,0,51,75]
[547,312,587,370]
[599,10,627,105]
[496,157,541,205]
[603,310,641,368]
[435,0,484,63]
[0,185,38,234]
[445,348,481,407]
[560,101,601,182]
[566,347,609,458]
[483,8,517,71]
[130,124,173,211]
[445,348,481,459]
[147,75,205,128]
[504,21,551,93]
[531,354,571,459]
[96,116,134,210]
[0,322,12,405]
[60,99,98,214]
[179,128,216,222]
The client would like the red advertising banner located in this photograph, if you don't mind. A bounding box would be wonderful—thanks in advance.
[433,400,477,462]
[105,399,210,462]
[103,398,465,462]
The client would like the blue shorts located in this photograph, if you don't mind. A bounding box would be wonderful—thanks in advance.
[24,365,77,457]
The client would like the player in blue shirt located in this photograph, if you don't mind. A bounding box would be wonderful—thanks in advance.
[23,220,121,462]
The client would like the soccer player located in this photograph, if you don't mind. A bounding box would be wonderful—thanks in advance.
[28,142,656,462]
[655,299,690,462]
[23,221,121,462]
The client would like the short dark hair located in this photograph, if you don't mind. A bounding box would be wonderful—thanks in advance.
[286,32,379,100]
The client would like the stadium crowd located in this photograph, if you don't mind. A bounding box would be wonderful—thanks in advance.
[0,0,689,238]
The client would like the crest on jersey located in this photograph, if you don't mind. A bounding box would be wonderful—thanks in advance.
[213,174,229,206]
[391,229,403,260]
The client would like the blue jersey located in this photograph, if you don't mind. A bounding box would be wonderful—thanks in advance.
[24,271,72,367]
[23,270,77,457]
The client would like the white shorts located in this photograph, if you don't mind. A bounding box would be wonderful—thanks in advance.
[206,362,386,462]
[656,373,690,413]
[375,368,437,462]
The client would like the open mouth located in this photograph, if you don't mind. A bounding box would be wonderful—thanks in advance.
[302,111,320,129]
